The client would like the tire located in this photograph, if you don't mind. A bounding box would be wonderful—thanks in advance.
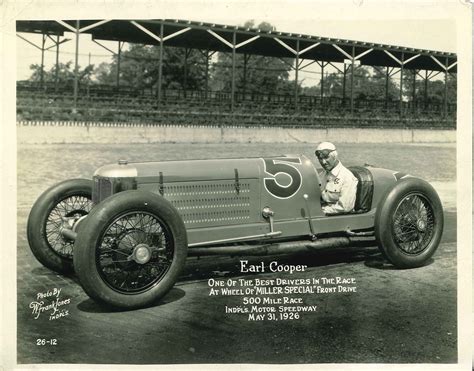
[375,178,443,268]
[26,179,93,274]
[73,190,188,309]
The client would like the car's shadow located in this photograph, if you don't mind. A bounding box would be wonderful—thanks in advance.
[364,256,435,270]
[31,266,77,279]
[77,287,186,313]
[74,241,433,312]
[179,240,388,281]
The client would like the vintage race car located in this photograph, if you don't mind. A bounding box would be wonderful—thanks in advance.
[27,155,443,309]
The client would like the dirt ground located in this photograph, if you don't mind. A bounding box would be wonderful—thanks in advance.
[16,142,457,365]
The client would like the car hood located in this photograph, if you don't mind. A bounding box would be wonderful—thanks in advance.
[93,157,284,182]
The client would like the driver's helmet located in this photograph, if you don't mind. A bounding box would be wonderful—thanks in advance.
[315,142,337,160]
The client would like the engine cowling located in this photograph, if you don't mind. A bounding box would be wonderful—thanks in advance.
[92,161,137,204]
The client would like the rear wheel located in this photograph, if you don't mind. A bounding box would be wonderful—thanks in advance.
[73,190,187,309]
[27,179,93,274]
[375,178,443,268]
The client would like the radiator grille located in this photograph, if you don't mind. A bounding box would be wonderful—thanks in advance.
[92,177,112,204]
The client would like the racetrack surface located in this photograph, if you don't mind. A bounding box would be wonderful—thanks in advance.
[16,142,457,364]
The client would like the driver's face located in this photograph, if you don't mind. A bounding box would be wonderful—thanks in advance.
[318,154,338,172]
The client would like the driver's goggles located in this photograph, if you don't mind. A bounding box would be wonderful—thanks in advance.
[315,149,335,159]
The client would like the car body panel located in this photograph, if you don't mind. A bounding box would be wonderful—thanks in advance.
[369,167,408,204]
[93,155,404,246]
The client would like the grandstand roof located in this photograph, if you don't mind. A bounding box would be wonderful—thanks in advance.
[16,19,457,72]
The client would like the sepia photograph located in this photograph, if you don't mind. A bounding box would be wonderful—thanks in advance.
[1,0,472,369]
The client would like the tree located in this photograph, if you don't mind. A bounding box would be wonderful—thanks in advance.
[93,62,116,86]
[210,21,294,95]
[93,44,208,92]
[303,65,399,100]
[358,66,399,100]
[28,62,94,88]
[403,70,456,105]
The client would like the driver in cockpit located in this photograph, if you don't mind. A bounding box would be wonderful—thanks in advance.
[315,142,358,215]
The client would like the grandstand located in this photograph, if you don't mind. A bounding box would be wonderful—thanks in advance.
[16,19,457,129]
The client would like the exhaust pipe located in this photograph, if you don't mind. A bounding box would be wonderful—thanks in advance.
[187,237,364,257]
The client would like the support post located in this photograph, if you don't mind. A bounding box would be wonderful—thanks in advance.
[295,39,300,110]
[55,35,60,93]
[424,70,428,110]
[205,50,210,99]
[243,54,248,98]
[399,53,404,116]
[73,20,80,112]
[157,23,164,106]
[320,62,325,103]
[412,69,416,113]
[385,66,389,111]
[342,64,347,107]
[116,41,122,90]
[444,57,448,118]
[183,48,189,98]
[87,52,91,97]
[350,46,355,115]
[40,34,46,89]
[231,31,236,112]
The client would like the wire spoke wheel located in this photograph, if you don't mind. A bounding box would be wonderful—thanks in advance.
[45,195,93,259]
[73,190,188,309]
[375,178,443,268]
[97,211,174,294]
[392,193,435,255]
[27,179,93,274]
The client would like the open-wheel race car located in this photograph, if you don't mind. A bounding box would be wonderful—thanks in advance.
[27,155,443,309]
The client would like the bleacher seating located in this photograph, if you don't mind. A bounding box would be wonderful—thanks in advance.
[16,82,456,129]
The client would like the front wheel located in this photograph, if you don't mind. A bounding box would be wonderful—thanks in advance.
[73,190,188,309]
[375,178,444,268]
[27,179,93,274]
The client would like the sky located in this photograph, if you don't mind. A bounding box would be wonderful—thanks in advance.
[14,1,458,85]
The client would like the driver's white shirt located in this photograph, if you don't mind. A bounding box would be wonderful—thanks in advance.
[319,162,358,215]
